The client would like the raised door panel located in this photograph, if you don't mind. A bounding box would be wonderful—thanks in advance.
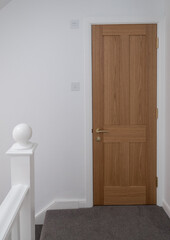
[130,35,147,125]
[104,36,120,125]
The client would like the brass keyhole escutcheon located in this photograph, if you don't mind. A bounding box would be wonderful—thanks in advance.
[96,136,101,142]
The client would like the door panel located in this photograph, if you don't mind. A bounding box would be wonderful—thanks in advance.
[104,35,120,125]
[104,143,120,186]
[130,35,147,125]
[129,143,146,186]
[92,24,157,205]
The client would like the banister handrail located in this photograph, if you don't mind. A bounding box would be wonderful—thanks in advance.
[0,123,37,240]
[0,185,29,240]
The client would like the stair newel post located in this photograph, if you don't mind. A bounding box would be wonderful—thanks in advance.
[6,124,37,240]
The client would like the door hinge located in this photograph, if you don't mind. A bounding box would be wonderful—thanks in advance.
[156,107,158,119]
[91,129,93,133]
[156,177,158,188]
[156,37,159,49]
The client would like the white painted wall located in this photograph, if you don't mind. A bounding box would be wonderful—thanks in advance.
[0,0,165,221]
[0,0,12,9]
[163,0,170,217]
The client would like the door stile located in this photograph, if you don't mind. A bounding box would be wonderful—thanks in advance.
[92,25,104,205]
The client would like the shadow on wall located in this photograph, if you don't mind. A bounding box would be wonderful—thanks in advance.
[0,0,13,10]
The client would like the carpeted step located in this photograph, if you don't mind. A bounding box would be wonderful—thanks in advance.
[35,225,43,240]
[40,206,170,240]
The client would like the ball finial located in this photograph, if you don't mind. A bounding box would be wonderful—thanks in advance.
[12,123,33,150]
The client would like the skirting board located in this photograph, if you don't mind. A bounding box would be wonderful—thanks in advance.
[163,200,170,218]
[35,199,87,224]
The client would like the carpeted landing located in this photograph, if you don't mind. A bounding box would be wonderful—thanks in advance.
[40,206,170,240]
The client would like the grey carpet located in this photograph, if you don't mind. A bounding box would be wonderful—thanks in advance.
[40,206,170,240]
[36,225,43,240]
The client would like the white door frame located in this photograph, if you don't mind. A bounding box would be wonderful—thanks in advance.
[83,16,166,207]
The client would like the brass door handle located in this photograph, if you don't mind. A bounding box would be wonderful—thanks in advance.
[96,128,109,133]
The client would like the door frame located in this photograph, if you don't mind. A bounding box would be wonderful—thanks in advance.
[83,16,166,208]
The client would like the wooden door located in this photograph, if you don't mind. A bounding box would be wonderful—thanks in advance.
[92,24,157,205]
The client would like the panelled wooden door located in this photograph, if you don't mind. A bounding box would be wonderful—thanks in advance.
[92,24,157,205]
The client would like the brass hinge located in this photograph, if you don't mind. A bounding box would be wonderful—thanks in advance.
[156,108,158,119]
[156,37,159,49]
[156,177,158,188]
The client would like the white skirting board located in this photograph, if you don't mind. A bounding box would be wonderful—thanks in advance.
[35,199,87,224]
[163,200,170,218]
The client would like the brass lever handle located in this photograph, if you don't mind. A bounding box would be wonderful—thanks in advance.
[96,128,109,134]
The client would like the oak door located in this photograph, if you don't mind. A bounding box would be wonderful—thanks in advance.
[92,24,157,205]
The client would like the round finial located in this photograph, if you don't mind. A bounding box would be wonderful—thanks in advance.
[12,123,33,150]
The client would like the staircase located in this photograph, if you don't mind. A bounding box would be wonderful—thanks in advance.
[0,123,37,240]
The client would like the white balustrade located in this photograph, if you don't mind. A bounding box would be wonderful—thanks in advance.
[0,123,37,240]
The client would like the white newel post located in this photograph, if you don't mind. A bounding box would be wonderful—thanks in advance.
[6,123,37,240]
